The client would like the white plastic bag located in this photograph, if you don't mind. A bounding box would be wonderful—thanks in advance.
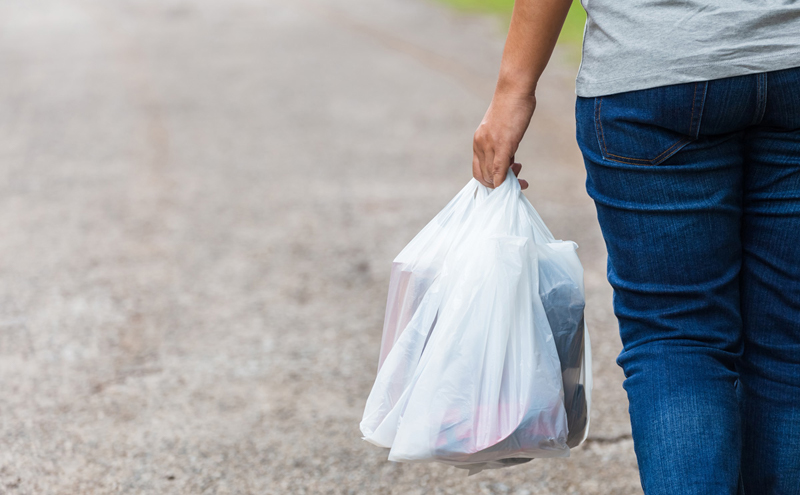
[360,170,592,474]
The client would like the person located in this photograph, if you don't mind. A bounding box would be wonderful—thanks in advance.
[472,1,800,493]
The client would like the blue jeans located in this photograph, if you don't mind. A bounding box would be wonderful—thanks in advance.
[576,67,800,495]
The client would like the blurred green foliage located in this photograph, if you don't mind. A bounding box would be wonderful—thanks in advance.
[435,0,586,45]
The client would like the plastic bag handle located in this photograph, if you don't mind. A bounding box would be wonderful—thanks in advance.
[472,168,520,205]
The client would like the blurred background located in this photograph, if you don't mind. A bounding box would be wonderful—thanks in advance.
[0,0,642,493]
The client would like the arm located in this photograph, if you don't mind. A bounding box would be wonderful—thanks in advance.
[473,0,573,188]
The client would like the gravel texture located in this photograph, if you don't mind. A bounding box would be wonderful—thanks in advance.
[0,0,642,493]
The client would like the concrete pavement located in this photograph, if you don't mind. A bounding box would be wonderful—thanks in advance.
[0,0,641,492]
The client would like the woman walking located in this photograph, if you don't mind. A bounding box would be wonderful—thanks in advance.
[472,1,800,493]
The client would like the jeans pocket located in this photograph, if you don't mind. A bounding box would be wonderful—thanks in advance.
[594,81,709,166]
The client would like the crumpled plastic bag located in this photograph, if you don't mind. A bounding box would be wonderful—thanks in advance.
[360,170,592,474]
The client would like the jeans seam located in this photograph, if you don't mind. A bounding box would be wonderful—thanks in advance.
[594,82,707,166]
[691,82,709,137]
[688,82,701,136]
[604,138,691,165]
[596,97,608,156]
[751,73,768,126]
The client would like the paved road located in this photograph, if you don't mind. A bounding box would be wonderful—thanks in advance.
[0,0,641,493]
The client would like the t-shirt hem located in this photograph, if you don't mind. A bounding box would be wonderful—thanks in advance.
[574,53,800,98]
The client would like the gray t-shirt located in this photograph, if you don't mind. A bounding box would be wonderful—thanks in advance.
[575,0,800,97]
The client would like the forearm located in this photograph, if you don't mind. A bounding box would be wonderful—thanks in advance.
[496,0,573,97]
[473,0,573,187]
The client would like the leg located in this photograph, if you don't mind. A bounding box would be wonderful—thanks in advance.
[739,78,800,493]
[576,83,745,494]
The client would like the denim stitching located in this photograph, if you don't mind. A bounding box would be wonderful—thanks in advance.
[606,137,690,163]
[592,97,605,158]
[758,72,769,124]
[596,97,609,155]
[594,83,706,166]
[690,82,709,137]
[594,97,603,155]
[601,142,690,165]
[751,73,768,126]
[750,74,762,126]
[689,82,698,134]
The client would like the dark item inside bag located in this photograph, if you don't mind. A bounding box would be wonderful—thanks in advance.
[540,265,589,448]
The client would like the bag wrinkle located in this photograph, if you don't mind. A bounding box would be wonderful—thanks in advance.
[361,169,592,473]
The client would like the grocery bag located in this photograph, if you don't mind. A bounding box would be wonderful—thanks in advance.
[360,169,592,473]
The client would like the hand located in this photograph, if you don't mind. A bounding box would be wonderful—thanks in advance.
[472,92,536,190]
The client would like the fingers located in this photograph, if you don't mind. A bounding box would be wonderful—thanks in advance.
[473,149,528,190]
[473,127,505,188]
[472,154,491,188]
[483,149,497,186]
[472,140,493,188]
[491,154,512,187]
[510,162,528,189]
[474,131,525,189]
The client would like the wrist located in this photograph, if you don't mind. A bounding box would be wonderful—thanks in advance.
[494,71,538,100]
